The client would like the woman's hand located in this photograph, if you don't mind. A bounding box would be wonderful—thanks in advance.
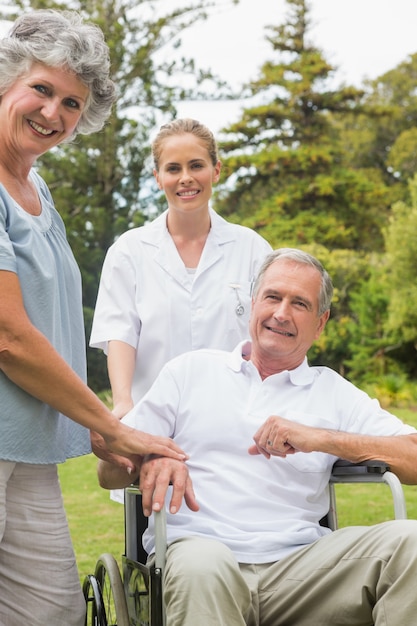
[91,422,188,469]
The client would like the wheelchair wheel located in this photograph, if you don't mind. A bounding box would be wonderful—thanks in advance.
[123,557,151,626]
[89,553,130,626]
[83,572,106,626]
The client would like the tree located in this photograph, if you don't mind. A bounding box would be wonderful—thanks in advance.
[303,245,373,376]
[343,262,391,383]
[383,175,417,371]
[215,0,391,253]
[210,0,417,383]
[336,53,417,203]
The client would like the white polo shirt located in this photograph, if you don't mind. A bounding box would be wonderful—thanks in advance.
[124,341,416,563]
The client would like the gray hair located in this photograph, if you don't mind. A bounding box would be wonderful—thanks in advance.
[252,248,334,316]
[0,9,116,137]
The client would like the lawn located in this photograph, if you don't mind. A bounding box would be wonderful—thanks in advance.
[59,453,125,581]
[59,406,417,582]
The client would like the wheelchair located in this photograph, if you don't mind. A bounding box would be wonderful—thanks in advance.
[83,460,407,626]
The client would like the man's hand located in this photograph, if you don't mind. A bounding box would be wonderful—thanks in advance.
[140,455,199,517]
[249,415,319,459]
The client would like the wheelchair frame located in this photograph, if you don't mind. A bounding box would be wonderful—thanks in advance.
[83,460,407,626]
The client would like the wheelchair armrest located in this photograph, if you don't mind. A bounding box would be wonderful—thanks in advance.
[328,460,407,525]
[331,459,390,477]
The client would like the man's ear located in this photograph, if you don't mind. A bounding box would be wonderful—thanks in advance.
[315,309,330,339]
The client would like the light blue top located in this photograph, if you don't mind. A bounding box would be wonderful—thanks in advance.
[0,170,91,463]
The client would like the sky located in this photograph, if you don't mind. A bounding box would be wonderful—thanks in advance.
[169,0,417,133]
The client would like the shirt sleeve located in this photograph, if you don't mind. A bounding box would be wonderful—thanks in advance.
[122,363,180,437]
[0,196,18,273]
[90,238,141,352]
[339,375,417,437]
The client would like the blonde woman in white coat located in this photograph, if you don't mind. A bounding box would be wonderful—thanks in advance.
[91,119,272,483]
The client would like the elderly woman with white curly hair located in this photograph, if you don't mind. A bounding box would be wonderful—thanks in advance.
[0,9,186,625]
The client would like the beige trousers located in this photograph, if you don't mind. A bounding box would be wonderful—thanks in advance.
[0,461,85,626]
[162,520,417,626]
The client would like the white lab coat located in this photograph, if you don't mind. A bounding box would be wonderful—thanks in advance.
[90,208,272,404]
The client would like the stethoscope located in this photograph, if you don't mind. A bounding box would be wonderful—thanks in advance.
[229,283,245,316]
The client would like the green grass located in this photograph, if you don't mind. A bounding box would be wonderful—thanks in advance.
[59,453,125,581]
[60,406,417,580]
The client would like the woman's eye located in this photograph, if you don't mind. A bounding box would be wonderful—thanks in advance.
[64,98,80,109]
[33,84,48,95]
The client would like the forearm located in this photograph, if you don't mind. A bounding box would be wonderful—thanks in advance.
[0,321,119,438]
[2,324,188,463]
[0,270,118,437]
[97,458,138,489]
[252,416,417,485]
[318,430,417,484]
[107,340,136,417]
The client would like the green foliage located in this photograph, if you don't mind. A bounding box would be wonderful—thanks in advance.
[362,375,417,410]
[83,306,109,391]
[214,0,417,385]
[343,261,391,382]
[384,176,417,345]
[336,53,417,196]
[305,247,371,375]
[215,0,391,253]
[387,128,417,180]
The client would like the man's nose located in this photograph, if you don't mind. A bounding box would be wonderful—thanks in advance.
[273,300,290,321]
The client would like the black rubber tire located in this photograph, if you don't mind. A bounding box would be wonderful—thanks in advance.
[93,553,130,626]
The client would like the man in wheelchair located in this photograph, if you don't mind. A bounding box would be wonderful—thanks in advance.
[98,248,417,626]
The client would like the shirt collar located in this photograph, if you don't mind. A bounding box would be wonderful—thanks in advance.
[140,207,237,246]
[226,340,315,386]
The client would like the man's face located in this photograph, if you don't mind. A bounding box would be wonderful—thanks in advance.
[249,259,330,372]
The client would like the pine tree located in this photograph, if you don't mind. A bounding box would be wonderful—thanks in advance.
[215,0,390,253]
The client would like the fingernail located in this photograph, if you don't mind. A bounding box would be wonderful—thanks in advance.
[127,467,132,475]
